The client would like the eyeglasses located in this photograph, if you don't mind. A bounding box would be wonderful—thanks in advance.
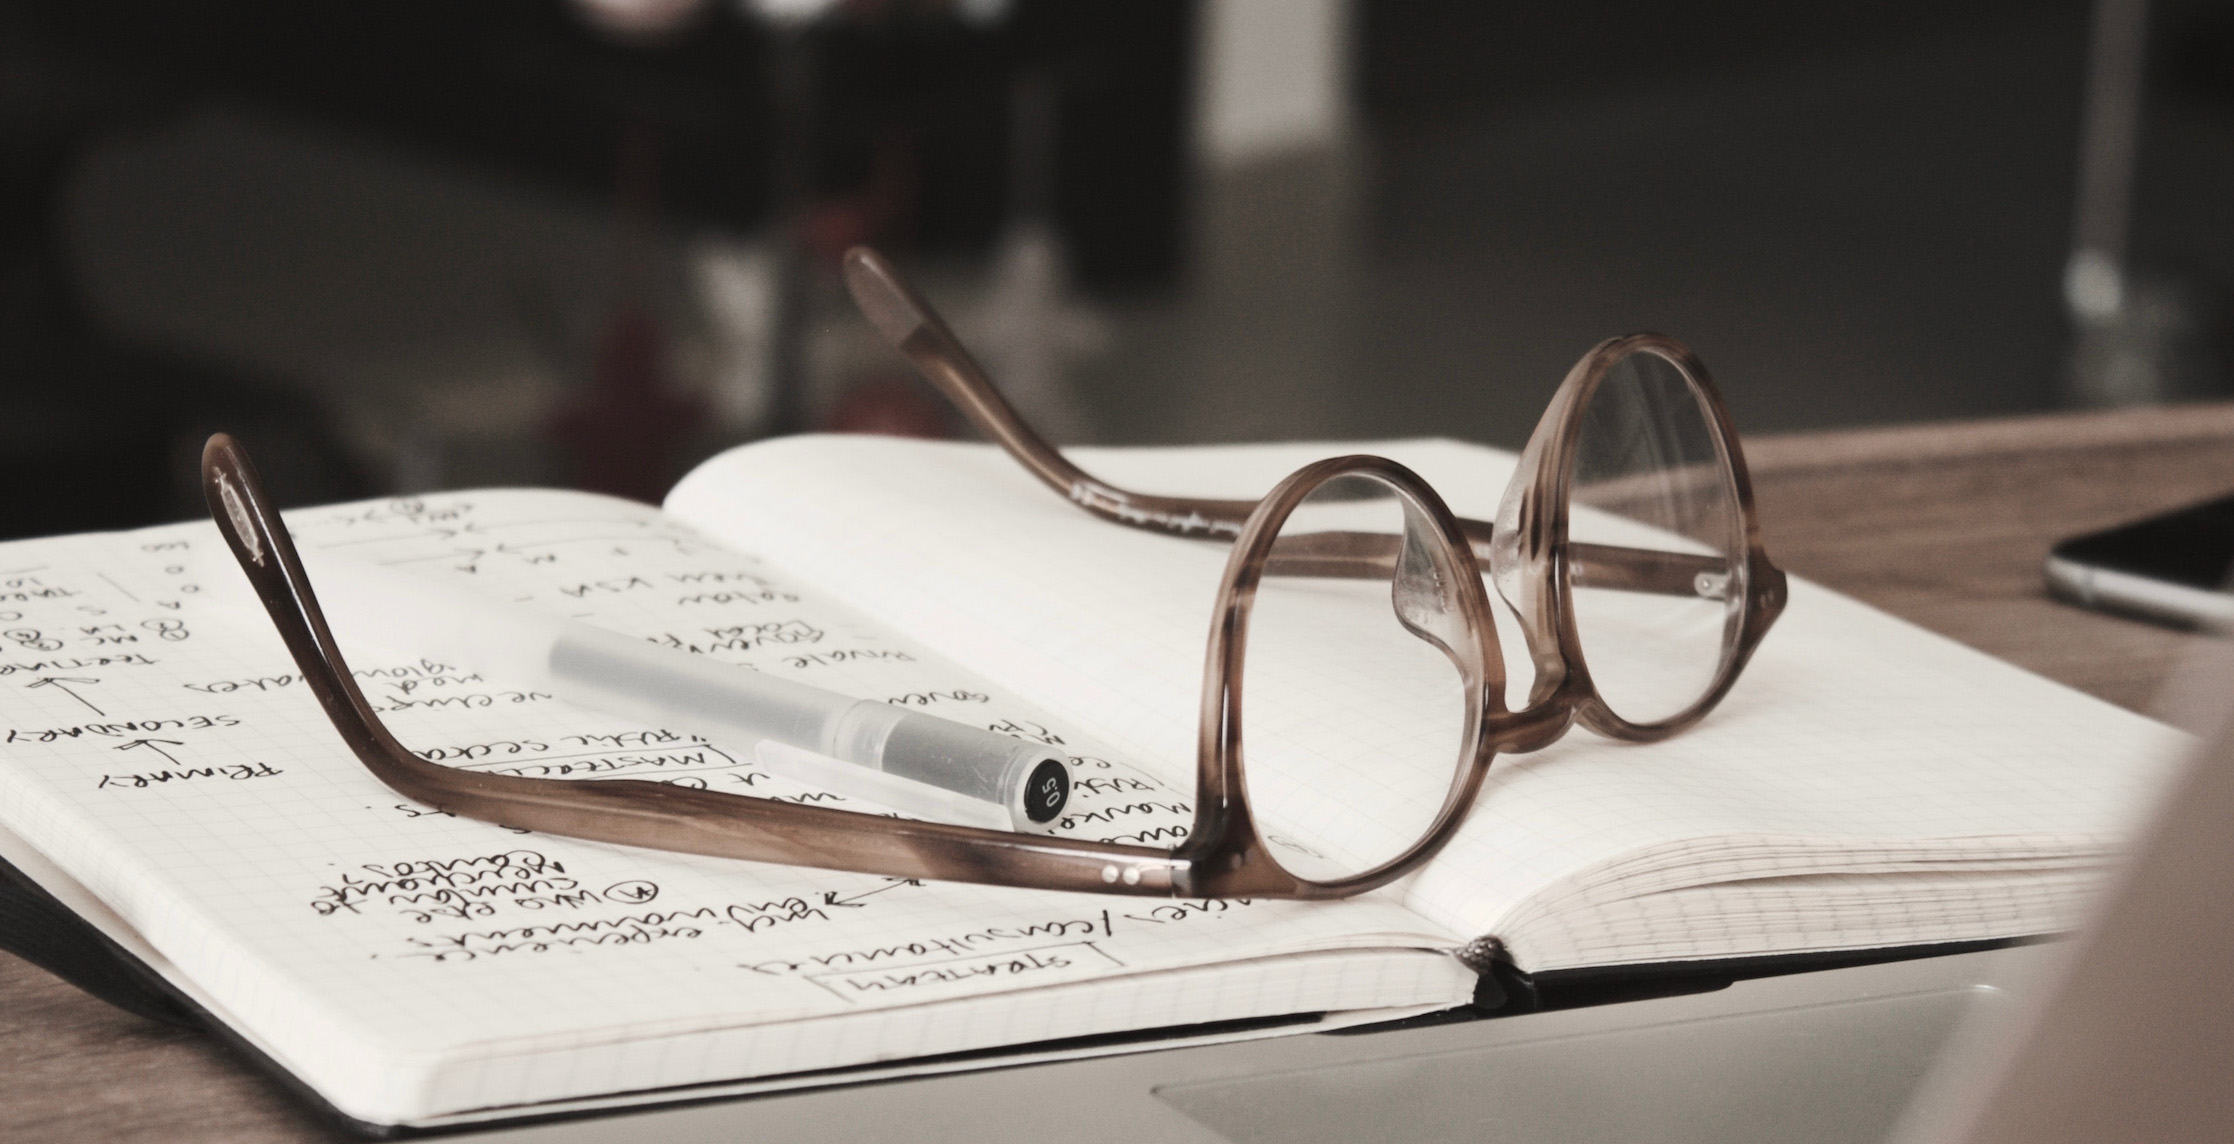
[201,248,1786,901]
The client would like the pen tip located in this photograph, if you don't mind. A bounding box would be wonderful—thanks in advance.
[842,245,929,347]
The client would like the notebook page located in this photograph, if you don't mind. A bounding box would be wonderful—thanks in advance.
[667,436,2188,968]
[0,492,1462,1124]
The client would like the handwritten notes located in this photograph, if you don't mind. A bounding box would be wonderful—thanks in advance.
[0,489,1454,1121]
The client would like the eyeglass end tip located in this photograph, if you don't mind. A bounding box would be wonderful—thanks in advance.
[841,245,930,347]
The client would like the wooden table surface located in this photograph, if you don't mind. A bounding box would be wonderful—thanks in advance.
[5,404,2232,1142]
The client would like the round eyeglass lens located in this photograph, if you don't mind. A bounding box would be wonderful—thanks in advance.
[1564,349,1744,726]
[1237,472,1481,884]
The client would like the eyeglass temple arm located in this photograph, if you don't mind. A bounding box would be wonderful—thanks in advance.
[843,246,1259,538]
[1270,526,1732,600]
[1562,543,1732,598]
[841,248,1722,600]
[196,434,1183,894]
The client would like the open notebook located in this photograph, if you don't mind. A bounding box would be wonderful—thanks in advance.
[0,436,2184,1131]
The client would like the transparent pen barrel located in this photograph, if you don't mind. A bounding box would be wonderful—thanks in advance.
[550,628,1068,824]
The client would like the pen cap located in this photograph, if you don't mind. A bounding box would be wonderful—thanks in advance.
[827,702,1070,827]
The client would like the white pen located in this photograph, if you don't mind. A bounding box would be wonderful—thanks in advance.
[276,554,1072,831]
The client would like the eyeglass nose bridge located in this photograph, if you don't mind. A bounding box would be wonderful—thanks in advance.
[1484,699,1576,755]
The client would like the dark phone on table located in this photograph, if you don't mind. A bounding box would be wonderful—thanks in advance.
[2044,492,2234,629]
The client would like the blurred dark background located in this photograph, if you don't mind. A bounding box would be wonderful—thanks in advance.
[1,0,2229,540]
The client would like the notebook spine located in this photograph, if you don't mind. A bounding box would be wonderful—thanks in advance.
[0,854,197,1027]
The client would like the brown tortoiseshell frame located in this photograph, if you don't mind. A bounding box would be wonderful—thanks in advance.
[193,246,1786,903]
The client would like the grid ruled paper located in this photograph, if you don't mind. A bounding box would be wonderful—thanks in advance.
[0,493,1467,1125]
[669,435,2192,973]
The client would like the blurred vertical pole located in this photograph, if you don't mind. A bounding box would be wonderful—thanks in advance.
[2063,0,2148,343]
[2059,0,2218,407]
[550,122,708,501]
[969,68,1099,444]
[1010,70,1056,229]
[760,17,817,437]
[1187,0,1357,439]
[0,126,162,537]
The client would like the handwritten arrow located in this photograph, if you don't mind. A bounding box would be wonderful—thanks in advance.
[823,879,924,908]
[27,676,103,715]
[114,739,186,766]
